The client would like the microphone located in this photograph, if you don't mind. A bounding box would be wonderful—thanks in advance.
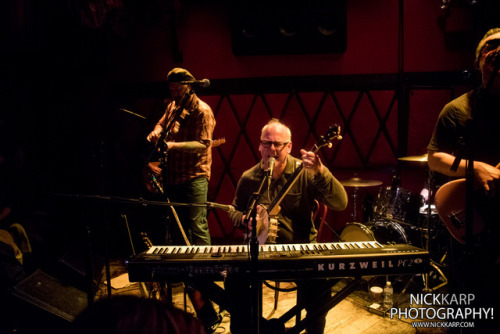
[206,202,235,212]
[267,157,276,186]
[180,79,210,87]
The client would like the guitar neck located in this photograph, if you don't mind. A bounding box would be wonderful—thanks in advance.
[267,161,304,216]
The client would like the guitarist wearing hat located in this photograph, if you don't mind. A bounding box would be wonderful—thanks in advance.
[146,67,219,333]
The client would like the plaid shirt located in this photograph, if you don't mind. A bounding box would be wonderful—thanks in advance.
[157,95,215,185]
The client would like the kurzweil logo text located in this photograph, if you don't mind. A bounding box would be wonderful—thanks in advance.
[317,258,424,271]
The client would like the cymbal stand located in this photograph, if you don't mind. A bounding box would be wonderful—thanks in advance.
[351,186,360,222]
[422,171,448,292]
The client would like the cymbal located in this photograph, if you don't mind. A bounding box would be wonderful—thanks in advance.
[398,153,428,164]
[340,177,383,188]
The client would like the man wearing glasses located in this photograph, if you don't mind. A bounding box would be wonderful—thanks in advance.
[226,118,347,334]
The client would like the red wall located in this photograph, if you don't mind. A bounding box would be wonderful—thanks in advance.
[2,0,486,248]
[108,0,474,83]
[99,1,481,243]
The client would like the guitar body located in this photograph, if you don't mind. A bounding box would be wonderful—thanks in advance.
[143,161,164,194]
[434,179,494,245]
[143,138,226,195]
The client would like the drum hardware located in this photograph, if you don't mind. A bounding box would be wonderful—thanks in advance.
[423,260,448,292]
[340,220,425,300]
[420,170,448,293]
[340,176,383,224]
[351,186,361,223]
[373,186,423,225]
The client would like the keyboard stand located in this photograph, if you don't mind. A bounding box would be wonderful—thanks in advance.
[270,277,366,334]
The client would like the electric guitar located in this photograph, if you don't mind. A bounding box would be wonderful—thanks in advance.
[434,174,500,245]
[143,138,226,194]
[257,125,342,244]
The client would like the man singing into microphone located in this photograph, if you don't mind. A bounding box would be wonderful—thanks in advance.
[147,67,215,245]
[427,28,500,331]
[146,67,219,332]
[428,28,500,188]
[226,119,348,334]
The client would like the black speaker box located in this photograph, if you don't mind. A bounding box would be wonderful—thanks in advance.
[58,242,105,293]
[232,0,347,55]
[7,270,88,333]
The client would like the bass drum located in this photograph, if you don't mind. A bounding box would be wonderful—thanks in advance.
[339,223,375,242]
[341,221,420,246]
[371,220,409,244]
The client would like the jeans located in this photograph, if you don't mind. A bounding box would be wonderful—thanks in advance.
[166,177,211,246]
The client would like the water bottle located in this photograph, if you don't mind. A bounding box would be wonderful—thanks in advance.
[383,281,393,309]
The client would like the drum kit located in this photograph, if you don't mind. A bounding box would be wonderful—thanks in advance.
[338,153,448,292]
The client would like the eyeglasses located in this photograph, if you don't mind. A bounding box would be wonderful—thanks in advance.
[260,140,289,149]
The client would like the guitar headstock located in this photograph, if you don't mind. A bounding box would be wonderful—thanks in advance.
[140,232,153,249]
[315,125,342,151]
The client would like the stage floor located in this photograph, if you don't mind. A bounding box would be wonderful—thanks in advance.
[96,259,449,334]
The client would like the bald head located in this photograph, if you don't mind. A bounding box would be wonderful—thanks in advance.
[261,119,291,142]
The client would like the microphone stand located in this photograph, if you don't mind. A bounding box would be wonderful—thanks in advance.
[243,169,271,334]
[144,86,195,246]
[463,60,500,290]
